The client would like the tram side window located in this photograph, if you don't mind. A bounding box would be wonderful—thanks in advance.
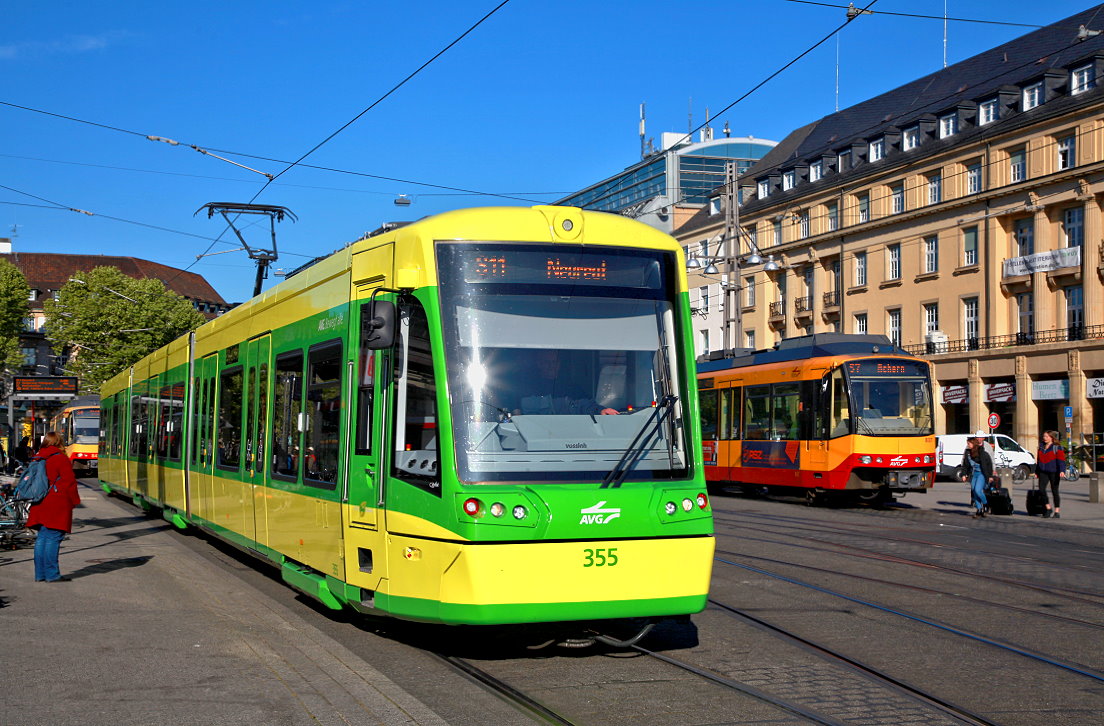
[305,341,342,486]
[273,352,304,479]
[100,404,109,452]
[217,367,243,470]
[828,368,850,438]
[191,376,204,464]
[744,385,771,440]
[167,384,184,461]
[245,367,256,471]
[355,307,375,455]
[155,385,170,458]
[256,363,268,475]
[771,383,800,441]
[392,298,440,490]
[131,390,149,459]
[699,389,718,440]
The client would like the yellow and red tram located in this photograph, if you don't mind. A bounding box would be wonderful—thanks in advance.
[697,334,936,504]
[50,396,100,474]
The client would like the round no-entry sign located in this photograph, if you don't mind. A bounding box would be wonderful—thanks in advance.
[988,412,1001,430]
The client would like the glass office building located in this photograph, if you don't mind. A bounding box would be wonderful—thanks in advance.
[556,136,775,231]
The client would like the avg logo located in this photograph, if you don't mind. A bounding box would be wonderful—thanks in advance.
[579,501,621,524]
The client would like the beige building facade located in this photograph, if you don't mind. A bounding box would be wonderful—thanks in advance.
[678,9,1104,455]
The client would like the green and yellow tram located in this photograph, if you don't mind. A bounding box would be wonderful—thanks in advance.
[98,205,713,635]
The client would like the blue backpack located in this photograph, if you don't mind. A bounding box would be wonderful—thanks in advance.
[13,452,60,503]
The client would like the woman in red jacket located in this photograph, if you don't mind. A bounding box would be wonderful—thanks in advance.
[25,431,81,582]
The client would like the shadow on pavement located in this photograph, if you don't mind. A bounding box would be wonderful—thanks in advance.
[70,555,154,579]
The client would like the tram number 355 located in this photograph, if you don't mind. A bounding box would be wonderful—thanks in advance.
[582,548,619,567]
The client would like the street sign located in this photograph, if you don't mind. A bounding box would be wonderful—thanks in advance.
[987,412,1001,430]
[1064,405,1074,420]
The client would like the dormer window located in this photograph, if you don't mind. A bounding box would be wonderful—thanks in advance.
[979,98,998,125]
[758,180,770,198]
[869,138,885,161]
[1022,82,1043,110]
[938,114,957,138]
[902,127,920,151]
[782,170,796,191]
[809,160,823,182]
[28,289,38,302]
[1072,64,1095,94]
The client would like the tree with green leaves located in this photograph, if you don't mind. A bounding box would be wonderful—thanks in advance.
[0,259,31,375]
[43,266,207,393]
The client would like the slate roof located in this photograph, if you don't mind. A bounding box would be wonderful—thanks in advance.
[1,252,227,305]
[741,4,1104,211]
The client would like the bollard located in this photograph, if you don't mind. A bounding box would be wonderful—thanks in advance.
[1090,472,1103,504]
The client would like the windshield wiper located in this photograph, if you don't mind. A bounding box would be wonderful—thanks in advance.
[601,395,677,489]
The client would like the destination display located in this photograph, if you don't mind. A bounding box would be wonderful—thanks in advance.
[12,376,78,395]
[454,246,666,289]
[846,359,928,378]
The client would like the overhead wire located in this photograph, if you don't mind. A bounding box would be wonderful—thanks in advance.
[778,0,1049,29]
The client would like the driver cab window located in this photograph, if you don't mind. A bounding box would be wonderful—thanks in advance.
[393,297,440,492]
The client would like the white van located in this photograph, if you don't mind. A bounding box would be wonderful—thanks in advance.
[937,433,1036,480]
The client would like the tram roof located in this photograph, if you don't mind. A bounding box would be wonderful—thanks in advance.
[696,334,912,372]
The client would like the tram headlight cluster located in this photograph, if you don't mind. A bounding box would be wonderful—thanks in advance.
[461,497,530,522]
[859,455,873,464]
[663,492,710,519]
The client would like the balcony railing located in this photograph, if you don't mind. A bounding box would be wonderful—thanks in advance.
[903,324,1104,355]
[822,290,840,308]
[794,295,813,314]
[769,301,785,318]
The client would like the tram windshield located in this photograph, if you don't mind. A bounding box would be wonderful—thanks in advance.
[73,413,100,445]
[438,243,689,483]
[843,358,933,436]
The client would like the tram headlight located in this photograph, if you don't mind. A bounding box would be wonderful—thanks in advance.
[682,498,694,512]
[696,493,709,509]
[923,455,933,464]
[665,501,677,516]
[512,505,527,520]
[875,456,884,464]
[490,502,505,518]
[859,455,872,464]
[463,498,482,517]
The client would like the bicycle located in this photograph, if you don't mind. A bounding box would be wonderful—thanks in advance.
[0,480,35,549]
[1064,444,1090,482]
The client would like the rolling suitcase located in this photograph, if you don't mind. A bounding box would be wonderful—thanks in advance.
[984,485,1014,516]
[1026,487,1049,516]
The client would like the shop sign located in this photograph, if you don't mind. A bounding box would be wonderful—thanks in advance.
[984,382,1016,402]
[1002,246,1080,277]
[941,385,969,404]
[1031,379,1069,400]
[1088,378,1104,398]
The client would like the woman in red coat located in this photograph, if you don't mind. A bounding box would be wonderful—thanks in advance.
[25,431,81,582]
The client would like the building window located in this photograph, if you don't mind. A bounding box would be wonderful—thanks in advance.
[810,160,823,182]
[745,276,755,308]
[773,219,783,247]
[857,193,870,223]
[1057,134,1076,170]
[745,330,756,349]
[887,243,901,280]
[1023,82,1043,110]
[1016,292,1034,342]
[699,285,710,314]
[927,173,942,205]
[699,239,709,259]
[745,226,757,249]
[1013,218,1034,257]
[903,127,920,151]
[939,114,957,138]
[924,235,938,273]
[869,137,885,161]
[28,289,38,302]
[20,347,36,367]
[888,309,902,346]
[1063,207,1084,247]
[783,171,796,190]
[854,312,868,335]
[1009,148,1026,183]
[827,202,839,231]
[964,297,979,343]
[924,303,940,335]
[799,211,810,239]
[701,330,710,355]
[963,227,978,266]
[979,98,998,125]
[1072,64,1095,94]
[838,150,851,172]
[1066,285,1084,340]
[891,183,904,214]
[855,251,867,286]
[967,162,982,194]
[758,180,769,198]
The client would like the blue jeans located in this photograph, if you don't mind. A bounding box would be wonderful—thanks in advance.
[33,526,66,581]
[970,474,989,513]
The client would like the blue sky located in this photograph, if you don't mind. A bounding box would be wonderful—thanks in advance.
[2,1,1099,302]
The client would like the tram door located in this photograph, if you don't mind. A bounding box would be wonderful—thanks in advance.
[346,282,389,530]
[243,335,271,547]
